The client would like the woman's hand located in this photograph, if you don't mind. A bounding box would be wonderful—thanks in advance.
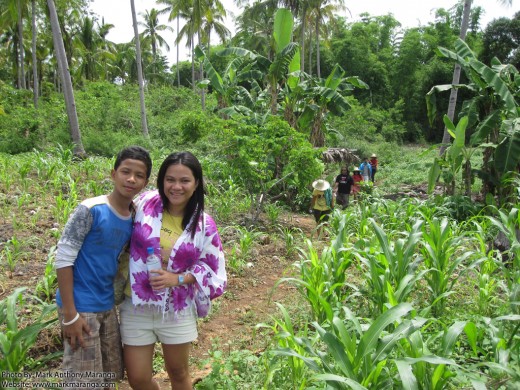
[149,269,183,288]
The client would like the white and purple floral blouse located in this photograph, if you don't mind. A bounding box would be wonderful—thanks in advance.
[128,190,227,318]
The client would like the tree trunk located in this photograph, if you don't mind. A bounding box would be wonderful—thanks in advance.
[310,107,326,147]
[17,0,26,89]
[31,0,38,108]
[439,0,471,155]
[130,0,149,137]
[47,0,85,156]
[191,40,195,90]
[199,31,205,110]
[315,17,320,79]
[308,28,312,75]
[300,6,306,74]
[464,158,472,196]
[176,15,180,87]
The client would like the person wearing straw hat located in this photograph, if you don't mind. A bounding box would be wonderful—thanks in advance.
[369,153,378,183]
[310,179,334,237]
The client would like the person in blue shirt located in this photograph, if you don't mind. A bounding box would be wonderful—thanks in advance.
[55,146,152,388]
[359,157,373,182]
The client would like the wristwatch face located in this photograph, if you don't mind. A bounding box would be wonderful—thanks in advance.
[179,275,184,285]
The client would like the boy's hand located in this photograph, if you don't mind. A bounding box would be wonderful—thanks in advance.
[63,315,91,350]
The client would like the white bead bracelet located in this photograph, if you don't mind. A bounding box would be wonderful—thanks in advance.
[62,312,80,326]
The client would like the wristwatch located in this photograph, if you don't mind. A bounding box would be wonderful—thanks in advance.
[178,274,185,285]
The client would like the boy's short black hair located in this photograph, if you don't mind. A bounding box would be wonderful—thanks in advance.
[114,146,152,179]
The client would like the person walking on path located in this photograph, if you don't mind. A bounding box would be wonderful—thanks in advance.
[369,154,378,183]
[359,157,372,182]
[333,167,354,209]
[352,168,363,200]
[310,179,334,237]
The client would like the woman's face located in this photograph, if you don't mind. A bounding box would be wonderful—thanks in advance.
[163,163,198,215]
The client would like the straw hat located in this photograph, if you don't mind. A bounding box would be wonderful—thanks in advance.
[371,153,377,158]
[312,179,330,191]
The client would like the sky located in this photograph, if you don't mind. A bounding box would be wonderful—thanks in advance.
[89,0,517,65]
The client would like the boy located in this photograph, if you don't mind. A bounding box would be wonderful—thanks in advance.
[55,146,151,388]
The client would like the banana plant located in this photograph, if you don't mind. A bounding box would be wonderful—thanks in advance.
[195,45,264,112]
[428,115,477,195]
[426,38,520,201]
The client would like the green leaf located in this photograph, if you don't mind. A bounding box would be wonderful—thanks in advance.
[495,118,520,174]
[470,110,501,145]
[273,8,293,54]
[355,303,413,367]
[463,322,478,356]
[312,374,367,390]
[427,157,442,194]
[440,321,466,357]
[395,360,418,390]
[468,58,517,116]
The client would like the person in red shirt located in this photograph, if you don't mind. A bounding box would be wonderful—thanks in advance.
[352,168,363,199]
[369,154,378,183]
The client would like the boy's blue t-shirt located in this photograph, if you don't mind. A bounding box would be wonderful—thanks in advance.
[55,195,133,312]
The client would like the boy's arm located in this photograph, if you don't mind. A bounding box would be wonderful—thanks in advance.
[55,205,92,349]
[57,267,90,349]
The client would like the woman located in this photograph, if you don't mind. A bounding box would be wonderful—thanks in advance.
[120,152,227,390]
[310,179,334,238]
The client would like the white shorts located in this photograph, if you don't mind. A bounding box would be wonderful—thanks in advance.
[119,298,198,346]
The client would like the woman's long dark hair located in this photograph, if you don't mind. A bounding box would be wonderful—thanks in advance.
[157,152,204,238]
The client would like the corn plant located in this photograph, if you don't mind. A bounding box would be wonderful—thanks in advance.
[394,320,471,389]
[257,303,313,389]
[277,226,302,257]
[264,201,283,228]
[35,246,58,303]
[274,303,432,389]
[53,180,78,225]
[226,246,245,275]
[0,158,14,191]
[356,219,427,315]
[420,216,478,316]
[1,236,24,273]
[487,207,520,317]
[233,225,262,262]
[282,240,355,323]
[0,288,61,374]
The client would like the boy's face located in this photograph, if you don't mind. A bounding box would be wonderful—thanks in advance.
[111,158,149,200]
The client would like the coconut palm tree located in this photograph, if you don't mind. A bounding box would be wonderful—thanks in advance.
[31,0,38,107]
[308,0,344,78]
[47,0,85,156]
[158,0,191,87]
[139,8,173,59]
[0,0,29,88]
[130,0,149,137]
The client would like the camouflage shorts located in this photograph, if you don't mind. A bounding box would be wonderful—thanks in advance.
[58,307,123,389]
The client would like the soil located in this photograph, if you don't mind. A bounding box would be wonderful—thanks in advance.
[0,211,319,389]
